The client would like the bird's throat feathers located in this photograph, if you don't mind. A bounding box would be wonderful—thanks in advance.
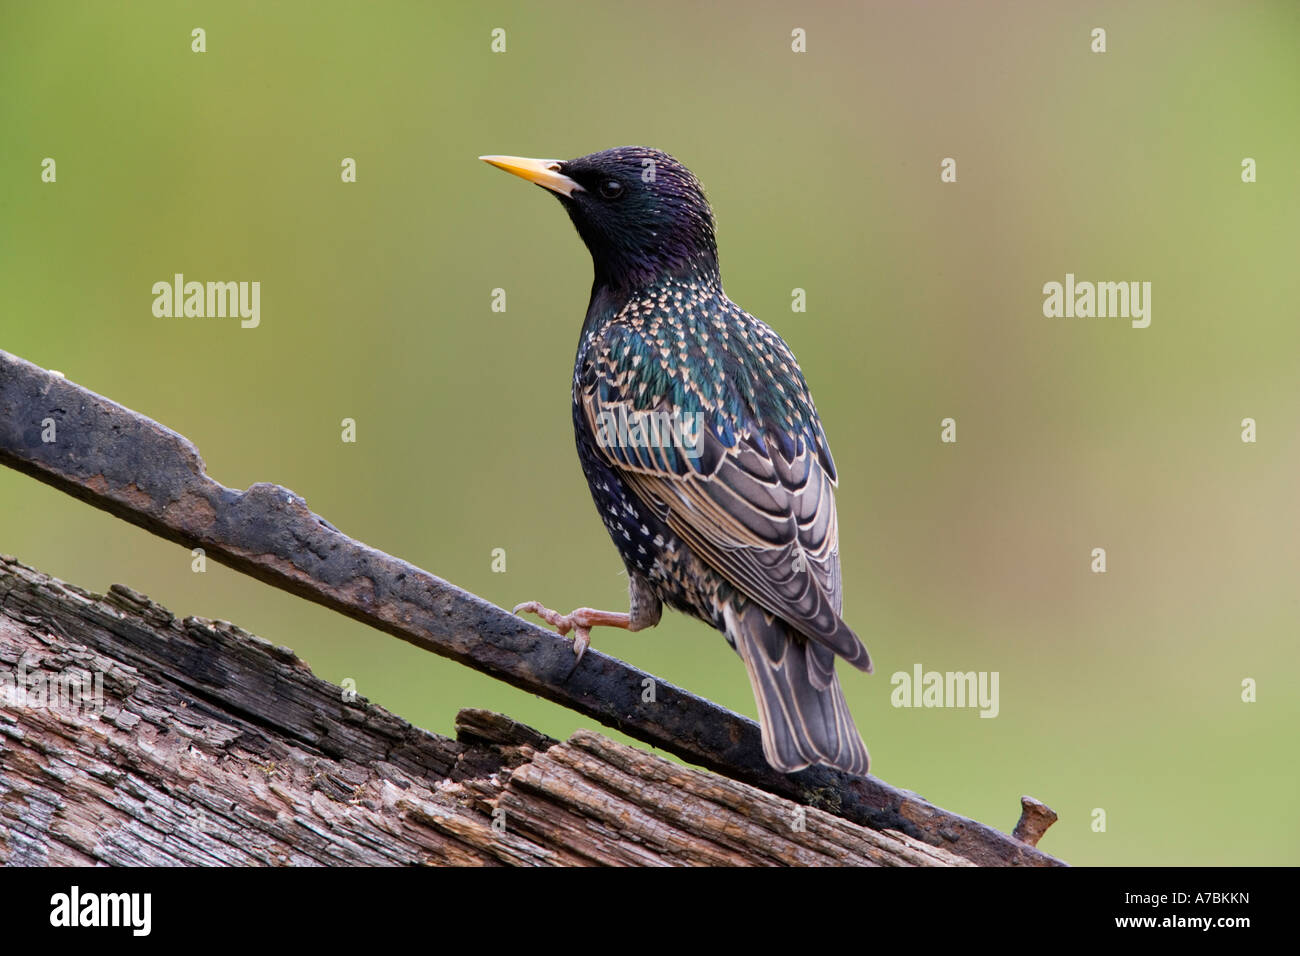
[569,208,720,300]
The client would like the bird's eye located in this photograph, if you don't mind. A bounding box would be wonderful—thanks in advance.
[599,179,625,200]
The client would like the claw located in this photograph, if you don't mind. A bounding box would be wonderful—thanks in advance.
[572,626,591,664]
[512,601,631,662]
[513,600,582,658]
[512,600,573,635]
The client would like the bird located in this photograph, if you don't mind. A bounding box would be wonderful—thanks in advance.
[481,147,872,777]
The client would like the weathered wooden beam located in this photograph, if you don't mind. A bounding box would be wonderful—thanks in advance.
[0,349,1063,865]
[0,557,970,866]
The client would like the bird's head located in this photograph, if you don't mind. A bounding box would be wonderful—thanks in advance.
[481,146,719,293]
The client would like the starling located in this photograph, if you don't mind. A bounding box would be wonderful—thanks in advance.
[481,147,872,776]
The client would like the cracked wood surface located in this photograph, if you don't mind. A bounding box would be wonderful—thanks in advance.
[0,556,971,866]
[0,349,1063,865]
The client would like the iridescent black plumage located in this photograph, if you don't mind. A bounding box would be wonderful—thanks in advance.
[485,147,872,776]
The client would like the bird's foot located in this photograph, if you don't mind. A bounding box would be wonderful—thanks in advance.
[512,602,631,663]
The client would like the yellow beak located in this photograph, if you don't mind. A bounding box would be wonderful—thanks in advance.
[479,155,582,197]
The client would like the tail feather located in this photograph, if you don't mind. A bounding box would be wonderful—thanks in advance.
[725,603,870,776]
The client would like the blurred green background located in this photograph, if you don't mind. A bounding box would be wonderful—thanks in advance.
[2,1,1297,866]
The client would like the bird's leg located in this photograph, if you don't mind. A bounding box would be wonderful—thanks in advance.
[512,603,632,662]
[514,573,662,663]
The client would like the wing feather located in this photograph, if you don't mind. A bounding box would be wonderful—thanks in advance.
[580,320,870,672]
